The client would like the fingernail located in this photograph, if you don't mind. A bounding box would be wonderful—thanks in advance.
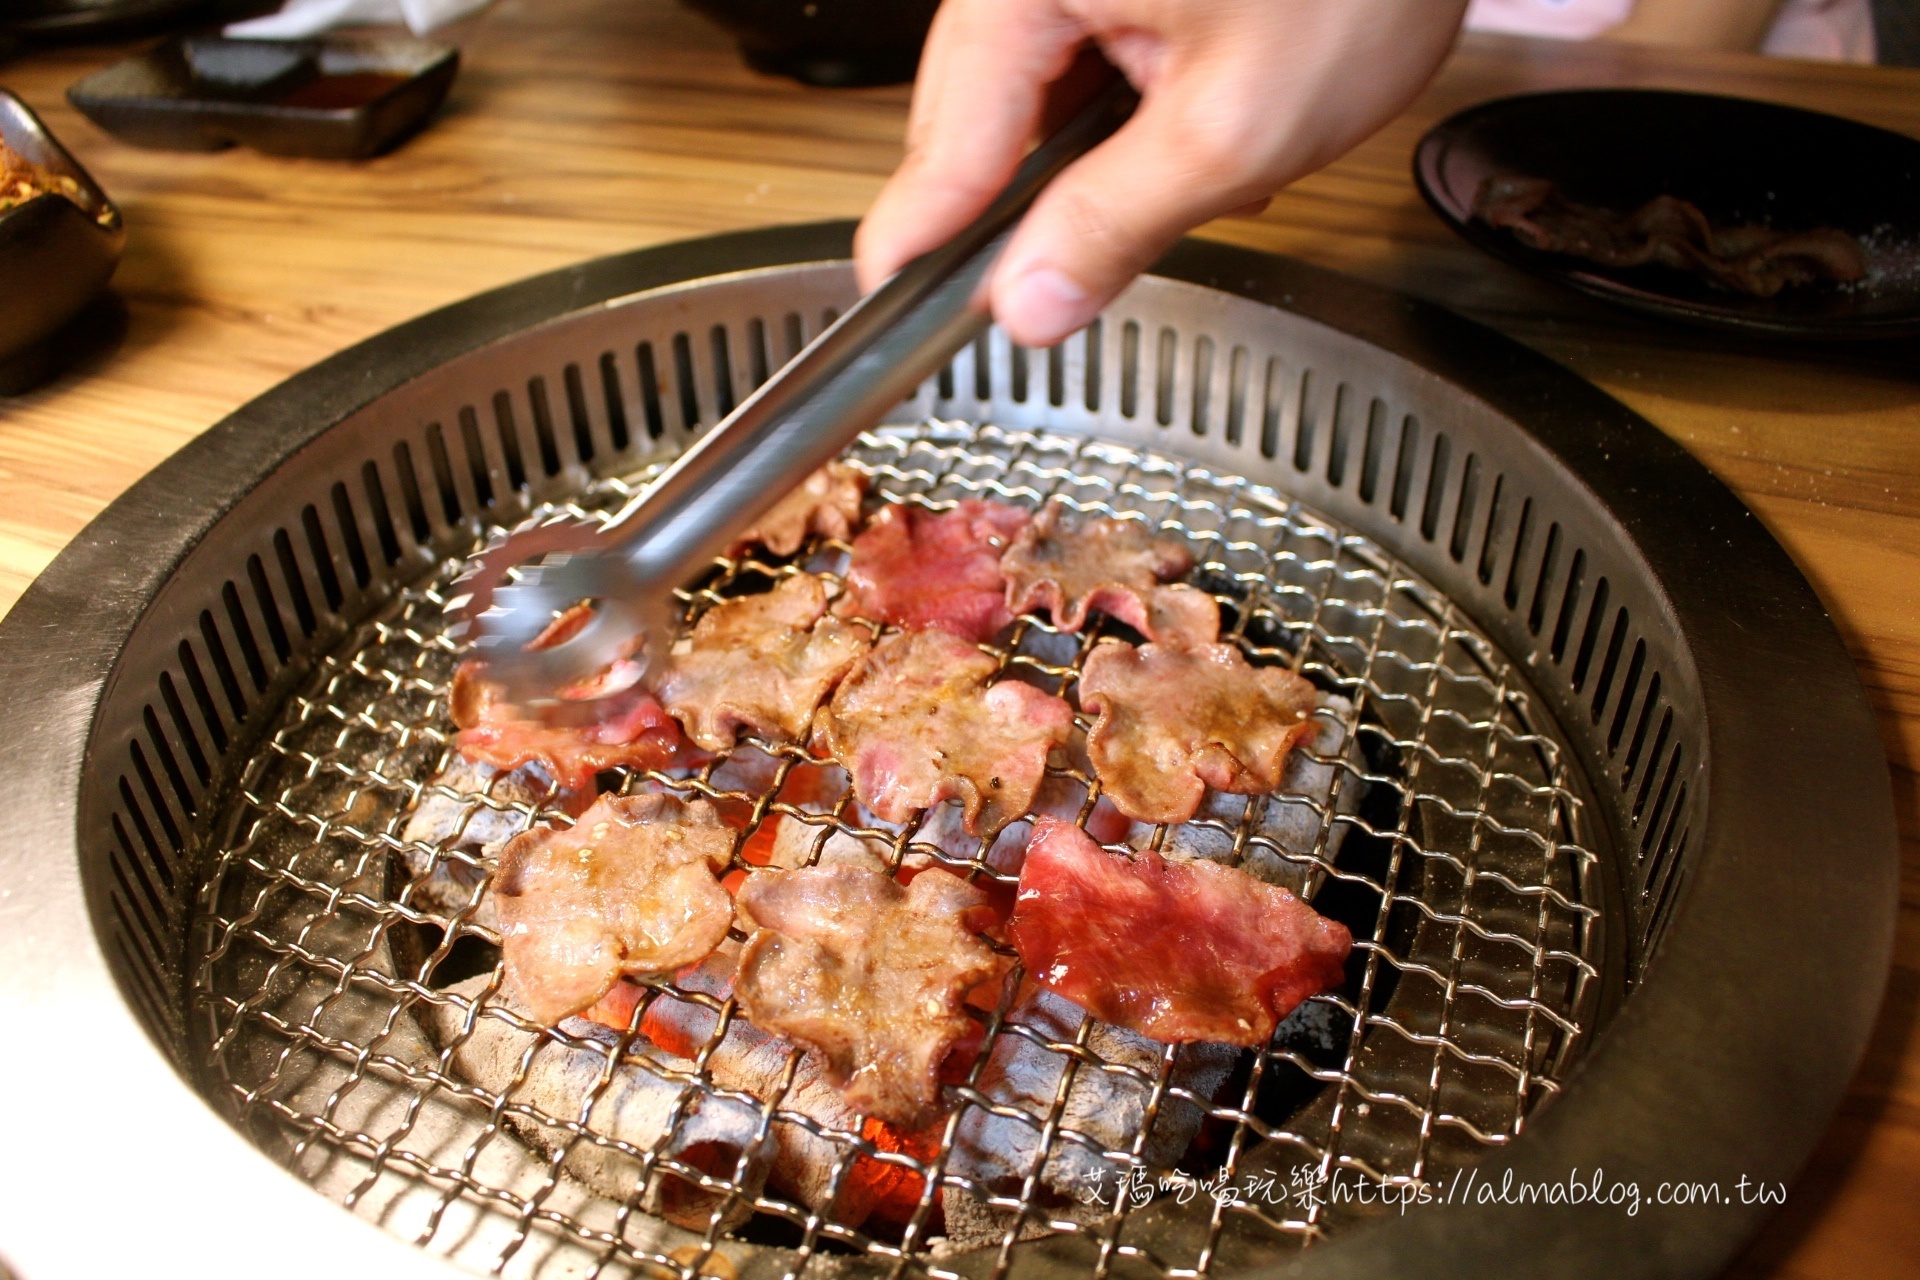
[1001,266,1095,346]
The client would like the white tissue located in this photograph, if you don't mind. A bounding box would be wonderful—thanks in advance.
[225,0,489,39]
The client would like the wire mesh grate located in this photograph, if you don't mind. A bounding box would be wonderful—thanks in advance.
[189,420,1606,1280]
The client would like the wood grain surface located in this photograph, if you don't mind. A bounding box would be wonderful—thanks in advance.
[1,5,1916,1276]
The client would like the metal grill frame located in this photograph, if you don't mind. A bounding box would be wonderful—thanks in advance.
[0,223,1895,1280]
[186,421,1606,1280]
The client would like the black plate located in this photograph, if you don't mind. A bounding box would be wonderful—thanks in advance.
[1414,88,1920,339]
[0,89,125,394]
[67,34,458,159]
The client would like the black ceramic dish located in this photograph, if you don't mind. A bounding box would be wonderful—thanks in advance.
[681,0,938,86]
[67,35,458,158]
[0,89,124,395]
[1415,88,1920,339]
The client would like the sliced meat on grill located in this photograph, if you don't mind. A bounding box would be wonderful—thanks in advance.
[1156,691,1361,892]
[429,975,771,1232]
[639,945,946,1227]
[729,460,868,557]
[944,985,1237,1216]
[1079,637,1319,825]
[1008,817,1351,1045]
[837,499,1030,642]
[766,811,896,874]
[649,573,871,753]
[492,792,735,1024]
[1000,499,1215,642]
[399,753,589,932]
[733,863,1000,1128]
[814,629,1074,837]
[451,661,681,793]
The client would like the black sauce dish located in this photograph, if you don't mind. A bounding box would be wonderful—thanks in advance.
[1415,88,1920,340]
[681,0,939,87]
[68,34,458,158]
[0,89,124,396]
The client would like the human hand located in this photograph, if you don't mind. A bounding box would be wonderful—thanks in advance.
[855,0,1468,348]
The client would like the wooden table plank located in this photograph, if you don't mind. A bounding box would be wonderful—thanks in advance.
[1,6,1916,1275]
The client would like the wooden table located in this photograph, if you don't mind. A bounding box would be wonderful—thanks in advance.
[1,5,1915,1276]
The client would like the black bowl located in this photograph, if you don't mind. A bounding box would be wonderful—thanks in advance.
[681,0,938,87]
[0,89,124,394]
[1415,88,1920,340]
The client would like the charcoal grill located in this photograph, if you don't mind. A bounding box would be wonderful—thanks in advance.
[0,223,1895,1280]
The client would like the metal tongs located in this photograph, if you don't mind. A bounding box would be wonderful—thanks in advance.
[454,75,1137,706]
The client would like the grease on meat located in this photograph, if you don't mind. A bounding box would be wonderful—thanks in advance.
[814,629,1074,837]
[1008,817,1351,1045]
[1079,637,1319,825]
[649,573,871,752]
[734,863,999,1127]
[838,499,1029,641]
[1001,499,1214,642]
[493,792,735,1024]
[730,461,868,557]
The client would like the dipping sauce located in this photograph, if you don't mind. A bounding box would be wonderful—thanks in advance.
[275,72,411,110]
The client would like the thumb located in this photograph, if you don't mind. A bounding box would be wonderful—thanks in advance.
[987,74,1278,348]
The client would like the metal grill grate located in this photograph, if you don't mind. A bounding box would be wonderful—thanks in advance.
[189,420,1605,1280]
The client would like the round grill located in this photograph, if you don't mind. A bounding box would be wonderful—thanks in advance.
[0,224,1892,1280]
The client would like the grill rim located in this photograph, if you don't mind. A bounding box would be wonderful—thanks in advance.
[0,221,1894,1280]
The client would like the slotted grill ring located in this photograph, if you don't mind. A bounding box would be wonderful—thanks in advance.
[0,224,1894,1280]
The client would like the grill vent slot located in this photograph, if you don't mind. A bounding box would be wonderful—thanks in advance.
[671,334,700,431]
[563,363,595,462]
[527,377,563,475]
[220,582,268,692]
[599,352,631,450]
[1292,370,1317,471]
[1154,326,1176,425]
[1224,344,1248,445]
[362,462,404,566]
[1190,335,1214,435]
[636,342,666,439]
[709,326,737,418]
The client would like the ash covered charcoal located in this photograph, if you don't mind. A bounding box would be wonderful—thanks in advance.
[942,989,1237,1225]
[428,975,772,1232]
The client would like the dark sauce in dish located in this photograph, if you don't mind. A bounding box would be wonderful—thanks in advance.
[275,72,410,110]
